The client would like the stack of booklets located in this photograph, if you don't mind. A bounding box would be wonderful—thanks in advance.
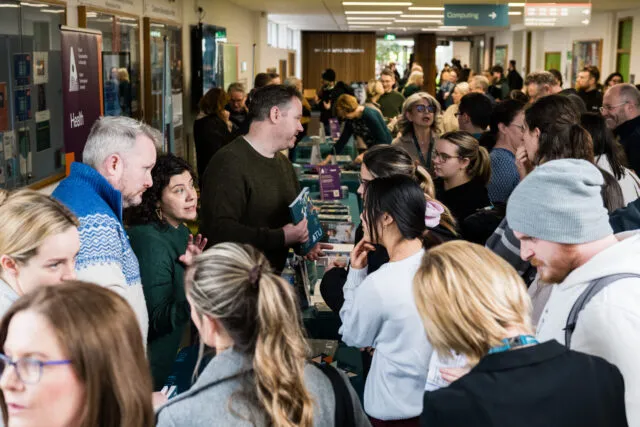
[289,188,324,254]
[313,200,354,244]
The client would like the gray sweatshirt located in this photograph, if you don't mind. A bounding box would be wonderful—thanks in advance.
[155,347,371,427]
[0,279,19,319]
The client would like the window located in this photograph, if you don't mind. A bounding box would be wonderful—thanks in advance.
[616,18,632,83]
[287,28,294,50]
[267,21,278,47]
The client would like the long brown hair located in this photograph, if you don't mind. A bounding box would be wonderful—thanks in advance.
[440,131,492,185]
[187,243,314,427]
[0,281,154,427]
[198,88,229,121]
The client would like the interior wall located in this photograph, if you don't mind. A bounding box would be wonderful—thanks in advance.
[452,41,471,67]
[616,8,640,84]
[414,33,437,95]
[301,31,376,91]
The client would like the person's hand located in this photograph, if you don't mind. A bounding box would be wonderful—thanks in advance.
[443,92,450,99]
[325,257,348,272]
[440,366,471,384]
[350,239,375,270]
[305,243,333,261]
[152,391,168,409]
[323,101,331,110]
[179,234,208,266]
[283,220,309,246]
[354,153,365,164]
[318,155,332,166]
[515,146,534,179]
[360,346,375,356]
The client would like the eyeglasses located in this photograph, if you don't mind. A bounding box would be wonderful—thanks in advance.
[433,151,460,162]
[454,111,464,117]
[414,104,436,114]
[510,123,526,132]
[599,102,628,113]
[358,176,371,187]
[0,353,72,385]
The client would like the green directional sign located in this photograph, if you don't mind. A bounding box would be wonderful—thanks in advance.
[444,4,509,27]
[384,33,396,41]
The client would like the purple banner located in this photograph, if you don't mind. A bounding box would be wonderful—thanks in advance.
[61,27,102,163]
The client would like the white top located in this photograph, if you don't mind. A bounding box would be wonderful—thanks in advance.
[339,249,432,420]
[536,232,640,426]
[596,154,640,206]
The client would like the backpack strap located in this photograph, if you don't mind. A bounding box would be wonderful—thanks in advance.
[313,362,355,427]
[565,273,640,347]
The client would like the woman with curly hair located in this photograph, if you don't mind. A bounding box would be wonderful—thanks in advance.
[125,153,207,390]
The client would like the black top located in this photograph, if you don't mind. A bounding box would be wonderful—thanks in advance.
[507,69,523,90]
[615,115,640,175]
[578,88,603,113]
[193,114,239,179]
[435,178,491,223]
[225,104,249,135]
[421,340,628,427]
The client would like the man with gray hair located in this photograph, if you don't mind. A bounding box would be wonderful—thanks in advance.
[507,158,640,425]
[53,116,161,342]
[468,75,496,105]
[602,83,640,174]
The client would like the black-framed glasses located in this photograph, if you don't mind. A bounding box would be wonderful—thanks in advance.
[0,353,72,385]
[433,150,460,162]
[414,104,436,114]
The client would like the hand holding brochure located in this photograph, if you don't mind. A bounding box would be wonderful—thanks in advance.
[288,188,323,255]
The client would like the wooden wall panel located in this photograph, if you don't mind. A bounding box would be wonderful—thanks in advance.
[302,32,376,90]
[414,33,437,96]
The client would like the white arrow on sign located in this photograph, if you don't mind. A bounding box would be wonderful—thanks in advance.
[489,11,497,19]
[582,9,590,15]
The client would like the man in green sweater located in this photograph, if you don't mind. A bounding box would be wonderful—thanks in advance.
[378,68,405,119]
[200,85,327,271]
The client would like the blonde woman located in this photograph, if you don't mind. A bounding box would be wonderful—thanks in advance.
[441,82,470,133]
[392,92,442,169]
[413,241,628,427]
[0,189,80,317]
[402,71,424,98]
[433,131,491,222]
[156,243,369,427]
[0,281,155,427]
[365,79,384,111]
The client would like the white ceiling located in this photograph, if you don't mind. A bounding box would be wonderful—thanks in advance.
[231,0,640,32]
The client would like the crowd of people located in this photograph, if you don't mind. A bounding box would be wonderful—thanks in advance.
[0,53,638,427]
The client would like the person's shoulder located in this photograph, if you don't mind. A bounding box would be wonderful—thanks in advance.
[392,133,411,146]
[207,137,247,169]
[423,385,476,424]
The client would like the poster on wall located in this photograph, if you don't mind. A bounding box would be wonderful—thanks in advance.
[33,52,49,85]
[60,26,103,163]
[494,45,508,68]
[0,83,7,131]
[571,40,601,87]
[14,54,32,86]
[14,88,32,122]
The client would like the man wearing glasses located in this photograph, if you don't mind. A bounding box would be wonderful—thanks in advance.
[602,83,640,174]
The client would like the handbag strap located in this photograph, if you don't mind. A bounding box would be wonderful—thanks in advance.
[313,362,355,427]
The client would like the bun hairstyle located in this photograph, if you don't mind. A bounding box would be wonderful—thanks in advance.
[187,243,314,427]
[440,131,492,185]
[363,145,457,235]
[0,189,79,266]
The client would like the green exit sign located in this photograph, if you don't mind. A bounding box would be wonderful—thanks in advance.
[384,33,396,41]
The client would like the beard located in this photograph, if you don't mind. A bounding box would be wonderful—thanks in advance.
[531,254,575,284]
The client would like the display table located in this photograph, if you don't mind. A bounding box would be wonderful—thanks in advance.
[292,137,357,163]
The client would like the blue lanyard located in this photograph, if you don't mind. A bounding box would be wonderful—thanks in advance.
[488,335,539,355]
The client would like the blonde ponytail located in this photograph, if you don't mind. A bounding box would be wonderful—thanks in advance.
[187,243,314,427]
[470,146,491,185]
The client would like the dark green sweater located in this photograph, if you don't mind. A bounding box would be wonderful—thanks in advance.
[200,137,300,271]
[334,106,392,154]
[378,91,405,118]
[128,222,190,390]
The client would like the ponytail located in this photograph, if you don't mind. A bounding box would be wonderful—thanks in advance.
[469,146,492,185]
[536,123,595,166]
[253,271,314,427]
[414,164,436,198]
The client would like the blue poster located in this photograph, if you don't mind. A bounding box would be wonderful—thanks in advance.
[13,53,32,86]
[14,88,32,122]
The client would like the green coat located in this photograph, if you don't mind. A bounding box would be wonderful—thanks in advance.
[128,222,191,390]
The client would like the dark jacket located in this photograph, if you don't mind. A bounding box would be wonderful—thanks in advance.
[615,115,640,176]
[435,178,491,224]
[507,69,523,91]
[193,114,239,179]
[421,340,628,427]
[578,88,603,113]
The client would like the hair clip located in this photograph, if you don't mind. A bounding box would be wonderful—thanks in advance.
[248,265,262,287]
[425,200,444,228]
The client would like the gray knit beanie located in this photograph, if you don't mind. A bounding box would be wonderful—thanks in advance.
[506,159,613,244]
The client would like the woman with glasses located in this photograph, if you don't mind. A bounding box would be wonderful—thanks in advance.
[392,93,442,170]
[322,94,392,164]
[156,243,370,427]
[0,281,154,427]
[483,99,526,204]
[414,241,627,427]
[433,131,491,223]
[0,190,80,318]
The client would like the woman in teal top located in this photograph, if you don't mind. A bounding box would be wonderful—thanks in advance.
[126,153,206,390]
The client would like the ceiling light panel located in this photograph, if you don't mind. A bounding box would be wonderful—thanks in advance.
[400,14,443,18]
[345,10,402,14]
[408,6,444,10]
[343,1,412,5]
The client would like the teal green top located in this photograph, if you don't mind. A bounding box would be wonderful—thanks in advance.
[128,222,191,390]
[403,84,421,98]
[378,91,405,119]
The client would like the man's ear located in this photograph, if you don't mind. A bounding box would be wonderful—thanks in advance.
[269,106,281,123]
[0,255,19,277]
[102,153,122,178]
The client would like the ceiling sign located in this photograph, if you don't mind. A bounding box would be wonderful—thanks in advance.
[444,4,509,27]
[525,3,592,27]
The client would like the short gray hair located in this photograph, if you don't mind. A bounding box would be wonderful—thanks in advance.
[525,71,557,87]
[617,83,640,106]
[82,116,162,168]
[469,76,489,93]
[284,76,301,88]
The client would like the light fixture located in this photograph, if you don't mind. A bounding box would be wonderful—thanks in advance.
[150,23,166,28]
[348,20,392,23]
[346,16,395,19]
[0,3,19,7]
[395,19,442,23]
[20,2,47,6]
[349,25,374,28]
[343,1,412,5]
[41,8,64,12]
[345,10,402,14]
[508,11,522,15]
[408,6,444,10]
[400,14,443,18]
[421,27,459,31]
[508,2,526,6]
[119,16,138,21]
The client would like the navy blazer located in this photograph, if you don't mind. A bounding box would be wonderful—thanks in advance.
[421,340,627,427]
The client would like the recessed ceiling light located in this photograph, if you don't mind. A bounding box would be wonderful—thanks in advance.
[345,10,403,14]
[508,11,522,15]
[346,16,395,19]
[349,20,393,23]
[41,8,64,12]
[421,27,458,31]
[343,2,412,5]
[508,2,526,6]
[400,14,444,18]
[395,19,442,23]
[408,6,444,11]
